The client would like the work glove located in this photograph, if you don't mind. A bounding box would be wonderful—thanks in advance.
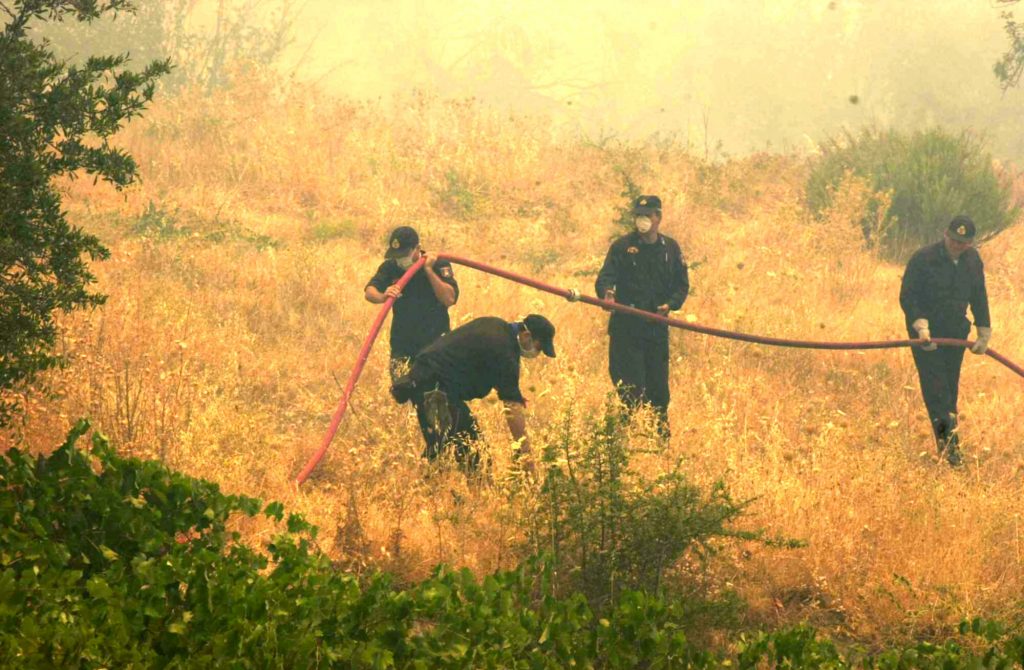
[913,318,937,351]
[970,326,992,355]
[601,289,616,311]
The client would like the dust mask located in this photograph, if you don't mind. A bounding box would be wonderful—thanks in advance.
[395,255,415,269]
[519,333,541,358]
[520,343,541,359]
[635,216,653,234]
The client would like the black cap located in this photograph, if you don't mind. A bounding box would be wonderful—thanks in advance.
[384,226,419,259]
[523,314,556,358]
[947,215,976,243]
[631,195,662,216]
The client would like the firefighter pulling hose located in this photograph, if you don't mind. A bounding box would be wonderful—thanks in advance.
[294,250,1023,486]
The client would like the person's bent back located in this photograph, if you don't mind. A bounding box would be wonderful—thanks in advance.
[391,315,556,472]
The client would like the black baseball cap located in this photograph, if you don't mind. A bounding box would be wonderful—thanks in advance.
[947,215,976,243]
[631,195,662,216]
[523,314,556,358]
[384,226,419,259]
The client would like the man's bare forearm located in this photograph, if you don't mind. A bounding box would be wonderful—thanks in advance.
[364,286,388,304]
[503,401,529,452]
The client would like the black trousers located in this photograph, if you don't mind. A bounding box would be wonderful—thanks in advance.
[910,343,966,450]
[391,362,480,469]
[608,334,670,435]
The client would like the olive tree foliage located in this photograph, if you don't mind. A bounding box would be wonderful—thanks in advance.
[0,0,170,424]
[995,0,1024,90]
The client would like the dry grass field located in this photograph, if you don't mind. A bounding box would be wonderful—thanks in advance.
[4,74,1023,645]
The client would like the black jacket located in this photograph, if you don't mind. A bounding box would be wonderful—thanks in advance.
[899,241,990,337]
[410,317,525,404]
[595,232,689,340]
[366,258,459,359]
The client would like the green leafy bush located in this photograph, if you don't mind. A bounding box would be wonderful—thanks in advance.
[3,421,1023,668]
[437,169,482,220]
[0,1,169,424]
[735,620,1024,670]
[0,420,713,668]
[611,166,645,235]
[806,128,1020,259]
[528,400,764,626]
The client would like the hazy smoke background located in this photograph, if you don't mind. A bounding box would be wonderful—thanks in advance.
[30,0,1024,160]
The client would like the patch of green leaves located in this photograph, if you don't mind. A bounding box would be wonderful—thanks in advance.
[528,399,765,632]
[129,200,279,249]
[806,127,1020,260]
[307,219,357,243]
[1,1,171,424]
[3,421,1022,668]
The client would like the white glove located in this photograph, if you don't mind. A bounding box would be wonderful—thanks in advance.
[970,326,992,355]
[912,318,937,351]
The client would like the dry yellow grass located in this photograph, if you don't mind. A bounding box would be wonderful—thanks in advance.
[4,74,1023,644]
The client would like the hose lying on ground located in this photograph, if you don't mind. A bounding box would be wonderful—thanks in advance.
[295,253,1023,485]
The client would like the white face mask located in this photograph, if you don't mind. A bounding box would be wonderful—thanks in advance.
[520,343,541,359]
[635,216,653,234]
[519,333,541,358]
[395,254,415,269]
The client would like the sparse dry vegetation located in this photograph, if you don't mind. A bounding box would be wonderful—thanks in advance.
[4,73,1024,646]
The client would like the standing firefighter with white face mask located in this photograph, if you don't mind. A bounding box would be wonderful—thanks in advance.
[596,195,689,439]
[900,215,992,467]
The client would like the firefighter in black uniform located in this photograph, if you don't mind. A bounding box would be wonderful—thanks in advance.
[364,226,459,380]
[899,215,992,466]
[595,195,689,437]
[365,226,459,455]
[390,314,556,470]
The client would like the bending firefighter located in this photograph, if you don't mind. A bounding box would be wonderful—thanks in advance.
[899,215,992,466]
[389,315,557,470]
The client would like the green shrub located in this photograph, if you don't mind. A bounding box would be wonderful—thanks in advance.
[0,420,714,667]
[437,169,482,220]
[611,165,645,236]
[131,200,187,239]
[807,128,1020,260]
[128,200,278,249]
[735,620,1024,670]
[4,421,1024,667]
[528,400,765,625]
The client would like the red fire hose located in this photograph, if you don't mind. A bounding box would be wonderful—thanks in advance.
[295,253,1023,485]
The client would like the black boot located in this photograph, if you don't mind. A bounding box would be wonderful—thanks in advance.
[944,416,963,467]
[934,415,963,467]
[944,440,963,467]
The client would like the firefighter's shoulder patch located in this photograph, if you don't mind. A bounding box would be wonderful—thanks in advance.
[440,266,453,278]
